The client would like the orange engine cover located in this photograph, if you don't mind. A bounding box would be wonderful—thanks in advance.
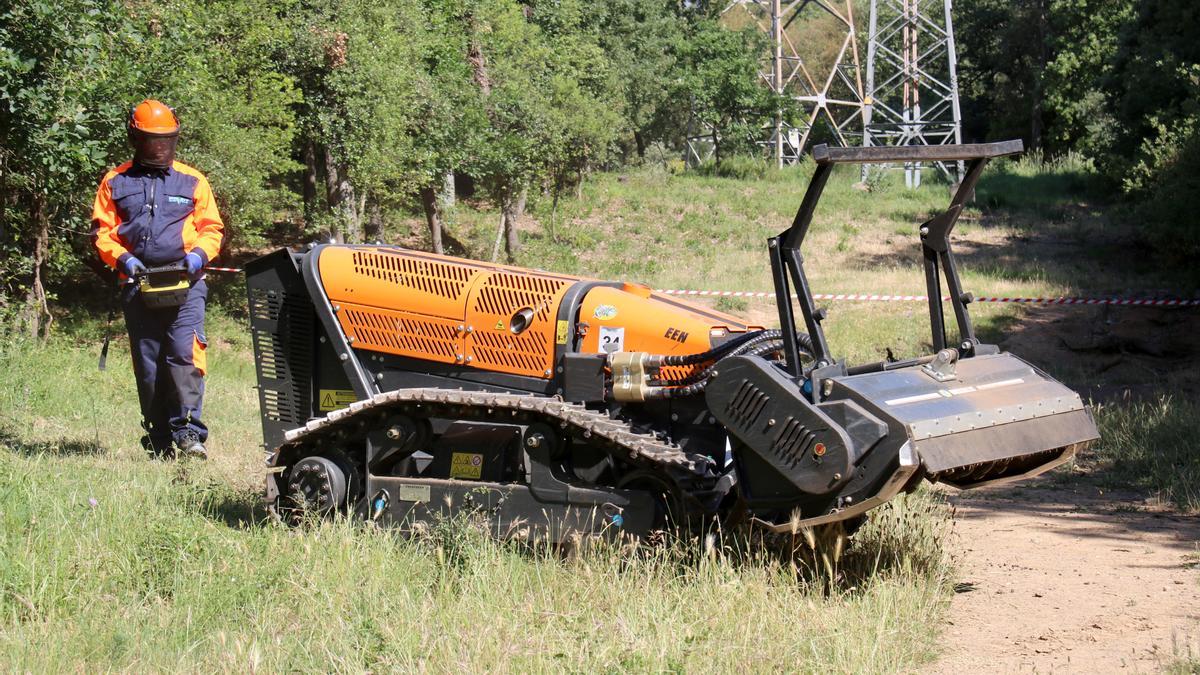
[317,246,755,380]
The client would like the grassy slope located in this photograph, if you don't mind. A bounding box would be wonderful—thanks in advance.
[0,327,953,672]
[1,157,1193,670]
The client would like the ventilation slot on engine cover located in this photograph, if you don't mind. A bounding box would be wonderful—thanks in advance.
[469,330,550,376]
[351,250,473,300]
[338,304,460,363]
[473,273,568,321]
[726,381,769,428]
[771,418,817,469]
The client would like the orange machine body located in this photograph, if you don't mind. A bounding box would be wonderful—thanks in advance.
[317,246,755,379]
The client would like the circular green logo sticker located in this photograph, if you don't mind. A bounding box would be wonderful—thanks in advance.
[593,304,618,320]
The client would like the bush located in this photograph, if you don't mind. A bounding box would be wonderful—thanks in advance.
[691,154,769,180]
[1127,118,1200,265]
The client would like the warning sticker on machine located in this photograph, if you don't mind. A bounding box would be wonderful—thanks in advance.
[556,320,570,345]
[449,452,484,479]
[318,389,357,412]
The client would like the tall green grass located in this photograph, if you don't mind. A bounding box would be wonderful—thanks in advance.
[0,327,955,671]
[0,451,954,671]
[3,154,1193,669]
[1088,396,1200,512]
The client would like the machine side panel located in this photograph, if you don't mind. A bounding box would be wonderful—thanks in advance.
[579,286,756,381]
[245,249,317,450]
[320,246,481,319]
[465,271,573,377]
[318,245,581,379]
[338,302,462,365]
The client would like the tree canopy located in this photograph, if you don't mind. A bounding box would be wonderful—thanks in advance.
[1,0,1198,334]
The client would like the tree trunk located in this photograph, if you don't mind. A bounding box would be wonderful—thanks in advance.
[420,185,444,254]
[491,209,506,262]
[1029,0,1049,150]
[357,191,367,240]
[322,146,359,243]
[440,171,456,209]
[302,141,319,227]
[322,146,343,243]
[339,174,361,243]
[0,155,7,243]
[712,129,721,166]
[549,177,561,242]
[634,130,646,159]
[503,188,525,261]
[365,197,383,242]
[24,191,52,340]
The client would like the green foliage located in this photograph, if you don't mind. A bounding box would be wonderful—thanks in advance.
[0,0,301,327]
[588,0,690,159]
[957,0,1200,265]
[129,0,302,246]
[3,0,742,302]
[1128,117,1200,261]
[675,18,779,165]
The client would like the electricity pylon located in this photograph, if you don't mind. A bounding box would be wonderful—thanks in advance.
[688,0,867,167]
[862,0,964,187]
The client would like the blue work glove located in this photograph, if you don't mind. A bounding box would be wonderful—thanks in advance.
[185,251,204,280]
[122,255,147,277]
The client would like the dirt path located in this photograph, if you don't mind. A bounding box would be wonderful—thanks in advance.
[929,482,1200,674]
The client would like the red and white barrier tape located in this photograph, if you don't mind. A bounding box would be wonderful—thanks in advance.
[201,267,1197,307]
[655,289,1200,307]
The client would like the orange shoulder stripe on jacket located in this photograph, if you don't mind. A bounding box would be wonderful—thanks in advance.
[91,161,134,270]
[175,161,225,264]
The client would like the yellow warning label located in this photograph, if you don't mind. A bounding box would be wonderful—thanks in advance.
[318,389,357,412]
[556,320,569,345]
[449,452,483,479]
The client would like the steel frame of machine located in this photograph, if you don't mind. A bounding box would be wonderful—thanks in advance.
[769,140,1024,384]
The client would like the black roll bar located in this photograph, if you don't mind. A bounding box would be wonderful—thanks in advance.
[770,140,1025,378]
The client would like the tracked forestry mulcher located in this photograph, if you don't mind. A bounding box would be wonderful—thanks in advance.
[246,141,1098,542]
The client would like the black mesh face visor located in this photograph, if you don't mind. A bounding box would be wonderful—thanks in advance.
[130,130,179,170]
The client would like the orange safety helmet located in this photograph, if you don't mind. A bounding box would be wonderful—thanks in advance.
[130,99,179,134]
[128,99,180,169]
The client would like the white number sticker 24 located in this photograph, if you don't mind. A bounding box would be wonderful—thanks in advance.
[599,326,625,354]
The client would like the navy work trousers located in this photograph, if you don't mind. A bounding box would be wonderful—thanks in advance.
[122,279,209,448]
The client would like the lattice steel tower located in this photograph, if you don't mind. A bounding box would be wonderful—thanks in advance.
[699,0,866,167]
[862,0,964,187]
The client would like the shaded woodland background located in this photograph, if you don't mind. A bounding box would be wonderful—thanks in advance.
[1,0,1197,337]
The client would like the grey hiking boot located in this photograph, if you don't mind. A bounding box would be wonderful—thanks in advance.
[174,432,208,460]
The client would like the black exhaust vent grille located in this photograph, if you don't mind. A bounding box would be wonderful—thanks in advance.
[726,381,769,428]
[771,418,817,468]
[247,252,315,448]
[249,288,312,426]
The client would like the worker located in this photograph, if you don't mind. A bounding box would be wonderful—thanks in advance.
[90,99,224,459]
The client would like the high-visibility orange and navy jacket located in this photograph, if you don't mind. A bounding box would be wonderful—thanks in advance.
[92,160,224,272]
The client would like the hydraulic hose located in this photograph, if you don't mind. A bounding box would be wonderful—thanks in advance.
[651,332,813,397]
[659,329,775,367]
[655,331,813,384]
